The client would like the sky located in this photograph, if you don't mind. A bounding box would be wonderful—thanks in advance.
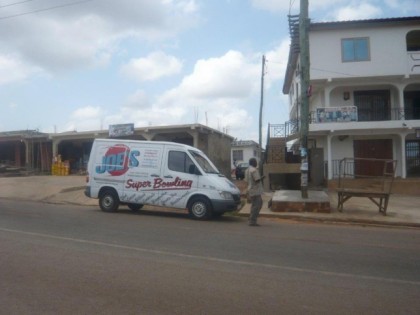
[0,0,419,145]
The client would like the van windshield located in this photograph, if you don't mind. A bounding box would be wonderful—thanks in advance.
[189,150,219,174]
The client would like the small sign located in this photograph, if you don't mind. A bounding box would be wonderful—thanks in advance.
[301,173,308,186]
[316,106,358,123]
[109,123,134,137]
[307,85,312,97]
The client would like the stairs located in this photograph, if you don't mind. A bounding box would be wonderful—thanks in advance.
[263,137,300,191]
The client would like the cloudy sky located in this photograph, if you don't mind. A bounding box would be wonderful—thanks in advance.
[0,0,419,144]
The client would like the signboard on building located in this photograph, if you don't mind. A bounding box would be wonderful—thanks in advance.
[316,106,358,123]
[109,123,134,137]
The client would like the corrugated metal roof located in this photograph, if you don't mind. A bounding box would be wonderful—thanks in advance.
[232,140,259,147]
[0,130,48,138]
[310,16,420,30]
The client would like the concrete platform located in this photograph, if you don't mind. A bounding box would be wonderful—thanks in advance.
[271,190,331,213]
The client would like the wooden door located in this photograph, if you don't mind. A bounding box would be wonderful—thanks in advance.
[353,139,393,176]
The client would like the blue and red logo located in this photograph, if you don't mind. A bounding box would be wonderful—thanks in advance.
[96,144,140,176]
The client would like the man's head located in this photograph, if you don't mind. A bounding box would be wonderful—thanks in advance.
[249,157,257,167]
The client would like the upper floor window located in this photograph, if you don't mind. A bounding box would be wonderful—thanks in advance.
[406,30,420,51]
[341,38,370,62]
[232,149,243,162]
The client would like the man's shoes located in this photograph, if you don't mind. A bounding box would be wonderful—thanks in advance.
[249,223,259,226]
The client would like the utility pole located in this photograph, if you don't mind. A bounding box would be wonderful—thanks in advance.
[259,55,266,164]
[299,0,310,198]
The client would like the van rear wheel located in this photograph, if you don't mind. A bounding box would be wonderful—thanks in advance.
[188,197,212,220]
[99,190,119,212]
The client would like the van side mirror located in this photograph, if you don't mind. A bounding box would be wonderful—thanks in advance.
[189,164,201,175]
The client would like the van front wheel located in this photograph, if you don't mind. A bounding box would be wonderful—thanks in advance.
[188,197,212,220]
[99,190,119,212]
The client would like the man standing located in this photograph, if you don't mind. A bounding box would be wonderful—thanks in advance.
[245,157,264,226]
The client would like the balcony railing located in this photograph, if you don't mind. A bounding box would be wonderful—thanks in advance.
[268,107,420,142]
[285,119,299,136]
[267,120,300,140]
[268,124,286,138]
[399,107,420,120]
[310,107,420,123]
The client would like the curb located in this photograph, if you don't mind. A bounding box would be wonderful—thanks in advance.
[3,187,419,229]
[237,211,420,229]
[60,186,86,193]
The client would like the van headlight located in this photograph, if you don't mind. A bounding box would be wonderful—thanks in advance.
[219,191,233,200]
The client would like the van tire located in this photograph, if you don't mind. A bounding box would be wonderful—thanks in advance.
[128,204,143,211]
[188,197,212,220]
[99,189,119,212]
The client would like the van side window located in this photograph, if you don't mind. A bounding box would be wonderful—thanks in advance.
[168,151,195,173]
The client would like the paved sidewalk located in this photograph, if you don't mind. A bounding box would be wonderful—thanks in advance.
[0,175,97,206]
[1,175,420,228]
[239,191,420,228]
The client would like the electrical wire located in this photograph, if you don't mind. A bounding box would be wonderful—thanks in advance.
[0,0,36,9]
[289,0,297,15]
[0,0,94,20]
[310,67,359,77]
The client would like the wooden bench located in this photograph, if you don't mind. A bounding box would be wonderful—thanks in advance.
[336,158,397,215]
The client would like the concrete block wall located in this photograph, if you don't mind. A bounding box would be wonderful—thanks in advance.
[205,133,232,178]
[263,163,301,191]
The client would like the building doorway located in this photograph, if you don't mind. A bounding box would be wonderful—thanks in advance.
[353,139,393,176]
[404,91,420,120]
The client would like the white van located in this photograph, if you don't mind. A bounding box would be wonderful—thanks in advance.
[85,139,241,219]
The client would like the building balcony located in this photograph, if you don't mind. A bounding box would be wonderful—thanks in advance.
[312,107,420,123]
[275,107,420,138]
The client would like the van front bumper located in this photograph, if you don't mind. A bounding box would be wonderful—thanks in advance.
[212,196,241,213]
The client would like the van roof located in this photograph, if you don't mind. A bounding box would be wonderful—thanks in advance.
[93,138,199,151]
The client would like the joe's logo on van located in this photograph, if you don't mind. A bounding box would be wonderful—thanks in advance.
[96,144,140,176]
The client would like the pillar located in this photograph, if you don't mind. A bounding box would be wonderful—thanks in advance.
[327,134,333,180]
[22,140,30,169]
[52,139,61,159]
[397,84,405,119]
[14,141,21,167]
[399,133,407,179]
[324,85,333,108]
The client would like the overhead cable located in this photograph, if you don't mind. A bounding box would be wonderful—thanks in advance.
[0,0,36,9]
[0,0,94,20]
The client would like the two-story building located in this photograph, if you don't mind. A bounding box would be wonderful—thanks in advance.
[231,140,261,169]
[282,16,420,180]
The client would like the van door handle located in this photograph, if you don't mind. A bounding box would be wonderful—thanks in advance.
[164,175,173,178]
[150,174,160,177]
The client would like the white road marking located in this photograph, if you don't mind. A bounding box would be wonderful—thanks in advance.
[1,227,419,286]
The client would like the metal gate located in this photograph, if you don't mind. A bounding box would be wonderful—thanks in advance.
[354,90,391,121]
[406,140,420,177]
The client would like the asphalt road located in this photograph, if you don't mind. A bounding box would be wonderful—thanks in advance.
[1,199,420,314]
